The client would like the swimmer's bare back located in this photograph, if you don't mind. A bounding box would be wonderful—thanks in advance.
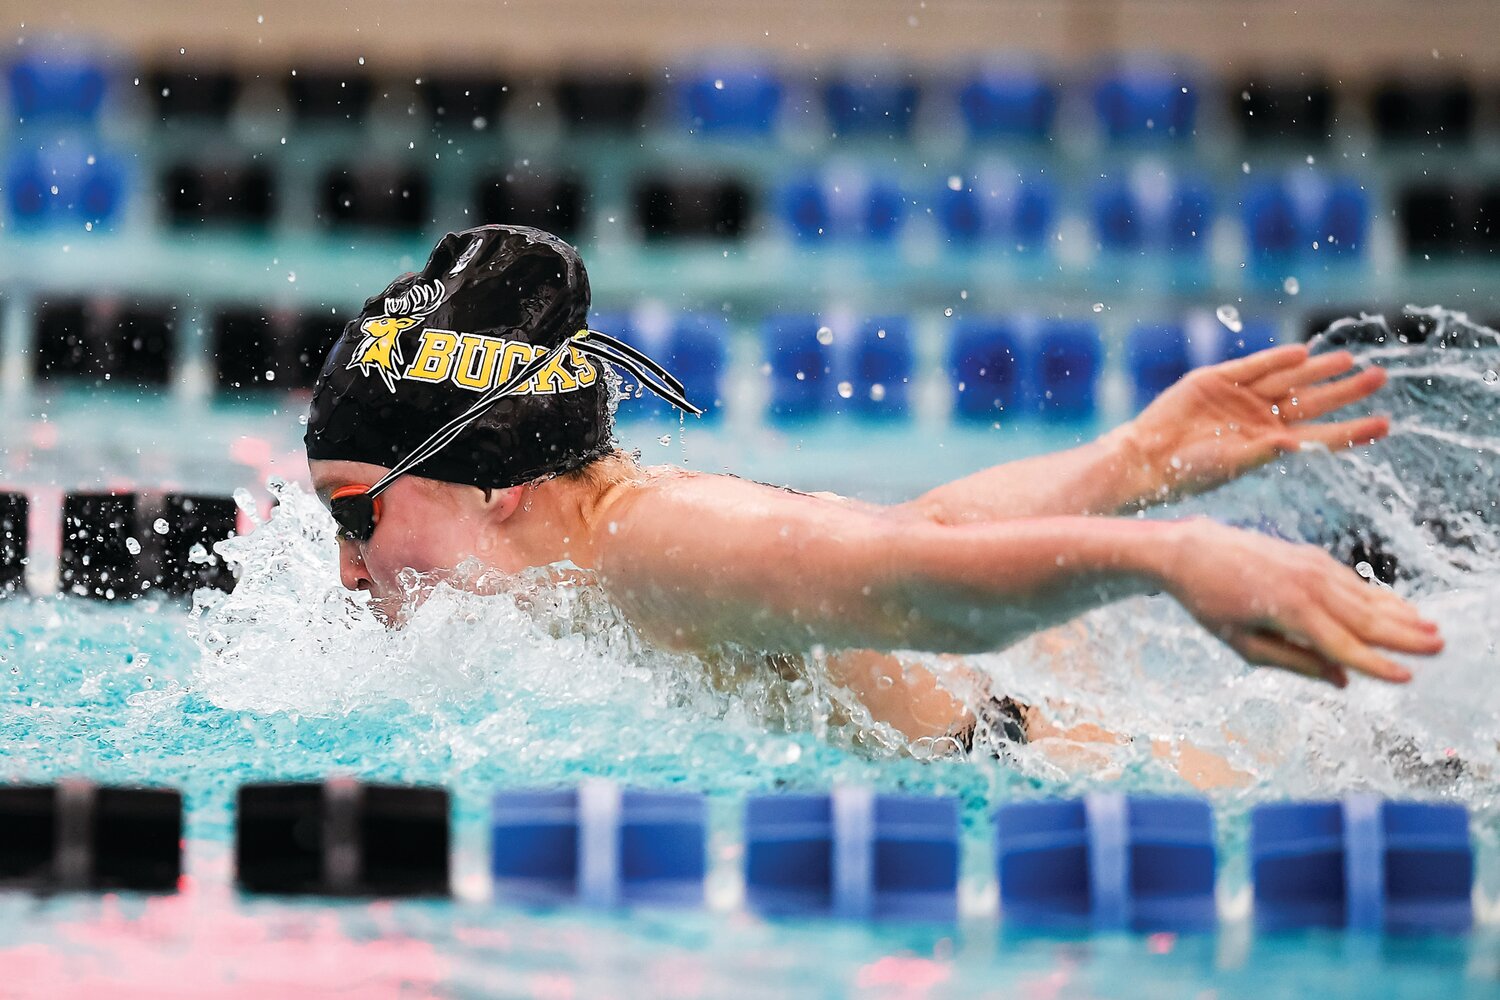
[587,466,1441,692]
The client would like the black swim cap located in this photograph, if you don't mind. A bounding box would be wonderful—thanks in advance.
[305,225,613,489]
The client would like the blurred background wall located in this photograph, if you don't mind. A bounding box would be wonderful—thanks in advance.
[2,0,1498,420]
[10,1,1500,71]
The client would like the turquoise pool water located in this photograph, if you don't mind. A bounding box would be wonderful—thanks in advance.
[2,312,1500,997]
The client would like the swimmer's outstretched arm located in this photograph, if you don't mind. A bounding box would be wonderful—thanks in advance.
[594,474,1441,687]
[902,345,1390,524]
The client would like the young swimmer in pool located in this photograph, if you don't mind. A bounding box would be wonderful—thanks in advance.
[305,225,1443,749]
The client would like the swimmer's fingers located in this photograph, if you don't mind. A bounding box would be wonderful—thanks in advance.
[1225,628,1348,688]
[1319,576,1444,655]
[1216,344,1310,386]
[1251,350,1356,400]
[1287,415,1391,453]
[1280,365,1388,422]
[1291,605,1414,683]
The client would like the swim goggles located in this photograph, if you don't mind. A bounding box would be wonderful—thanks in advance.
[329,329,700,543]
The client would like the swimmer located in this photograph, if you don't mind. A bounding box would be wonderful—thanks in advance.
[305,225,1443,749]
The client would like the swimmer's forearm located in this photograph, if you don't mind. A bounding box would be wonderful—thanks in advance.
[902,426,1159,523]
[878,516,1183,653]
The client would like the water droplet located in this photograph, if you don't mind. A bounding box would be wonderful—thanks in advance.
[1354,560,1376,581]
[472,116,487,129]
[287,271,297,283]
[947,175,963,191]
[188,543,211,564]
[869,383,886,402]
[1092,303,1104,313]
[1283,276,1300,295]
[1216,305,1243,333]
[837,381,853,399]
[1485,370,1499,385]
[233,488,256,513]
[943,307,954,317]
[124,537,141,555]
[152,518,170,535]
[815,326,834,346]
[657,434,672,446]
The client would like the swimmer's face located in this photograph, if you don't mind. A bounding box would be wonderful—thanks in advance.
[309,459,523,622]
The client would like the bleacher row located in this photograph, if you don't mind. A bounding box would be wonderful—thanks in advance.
[7,50,1500,260]
[0,779,1474,934]
[22,297,1295,420]
[14,154,1399,260]
[9,49,1495,143]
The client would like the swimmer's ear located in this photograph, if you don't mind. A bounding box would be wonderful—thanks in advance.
[479,485,526,523]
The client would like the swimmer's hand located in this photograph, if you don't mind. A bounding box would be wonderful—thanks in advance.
[1163,518,1443,687]
[1110,345,1390,508]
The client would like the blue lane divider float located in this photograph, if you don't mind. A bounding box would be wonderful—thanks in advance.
[491,780,706,909]
[995,793,1217,933]
[1251,795,1473,934]
[744,788,959,922]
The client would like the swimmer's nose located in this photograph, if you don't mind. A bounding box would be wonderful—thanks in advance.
[337,539,373,593]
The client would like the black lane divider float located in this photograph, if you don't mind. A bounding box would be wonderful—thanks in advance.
[0,782,182,892]
[0,490,238,598]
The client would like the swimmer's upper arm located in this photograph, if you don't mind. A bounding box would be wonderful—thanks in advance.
[594,475,906,652]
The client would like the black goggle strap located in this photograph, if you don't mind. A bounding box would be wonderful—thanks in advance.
[573,332,703,417]
[364,330,701,500]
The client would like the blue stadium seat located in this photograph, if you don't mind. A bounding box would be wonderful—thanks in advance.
[846,316,912,419]
[824,68,920,138]
[957,64,1056,141]
[948,320,1025,420]
[663,313,728,420]
[76,150,125,227]
[4,151,55,224]
[1093,179,1142,251]
[763,314,833,422]
[1093,64,1199,142]
[1242,180,1302,259]
[1094,175,1213,255]
[937,173,1055,250]
[5,147,125,228]
[1165,179,1213,255]
[8,50,108,122]
[1032,320,1101,419]
[680,59,783,136]
[1218,320,1280,360]
[1126,322,1193,408]
[1317,178,1368,256]
[780,173,907,243]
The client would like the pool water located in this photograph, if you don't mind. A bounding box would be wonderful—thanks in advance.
[3,311,1500,997]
